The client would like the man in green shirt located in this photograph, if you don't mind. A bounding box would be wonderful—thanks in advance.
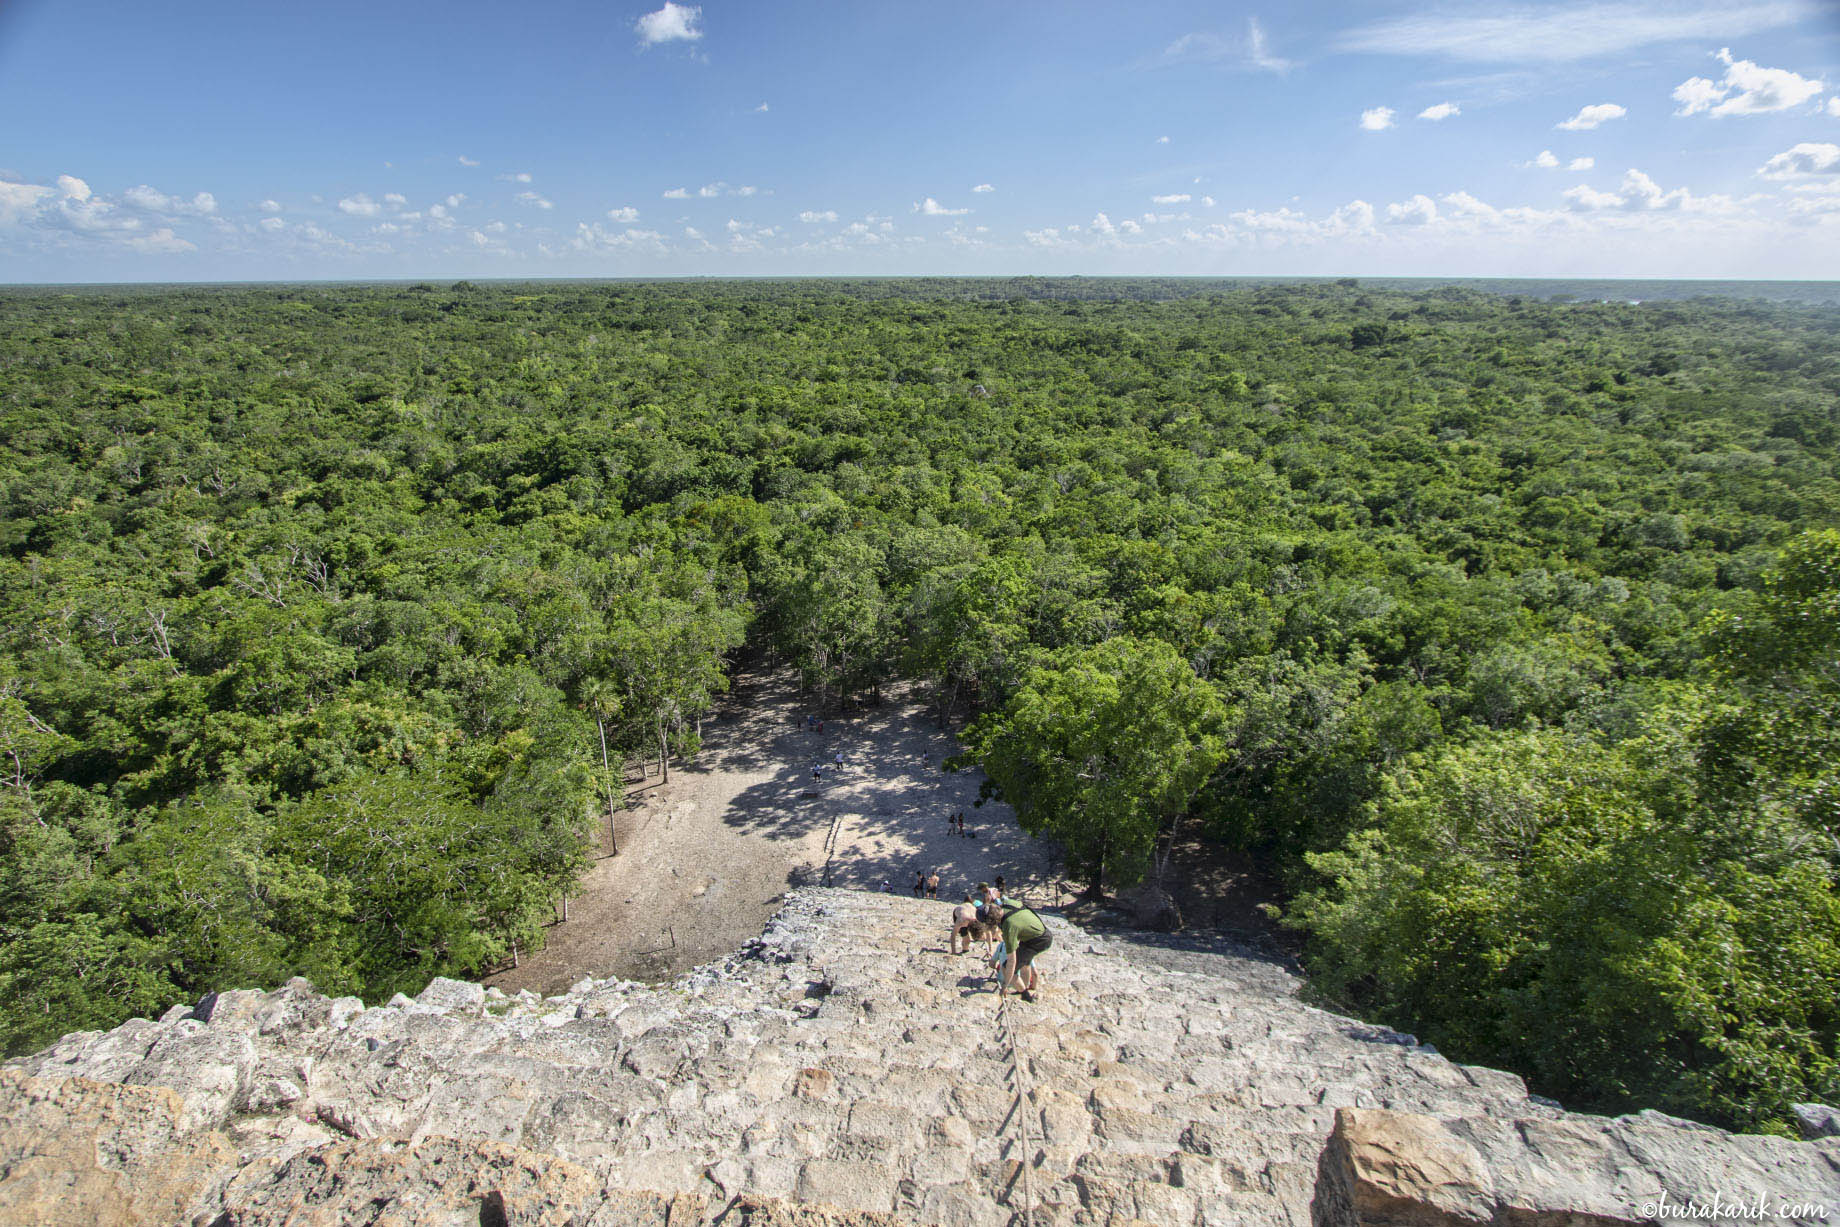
[996,902,1051,1001]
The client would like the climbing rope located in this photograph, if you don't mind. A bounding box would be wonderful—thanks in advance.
[997,990,1040,1227]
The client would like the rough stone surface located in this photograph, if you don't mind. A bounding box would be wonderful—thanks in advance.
[1793,1103,1840,1141]
[4,889,1837,1226]
[1317,1106,1840,1227]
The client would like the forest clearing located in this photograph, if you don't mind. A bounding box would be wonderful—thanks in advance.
[488,670,1065,994]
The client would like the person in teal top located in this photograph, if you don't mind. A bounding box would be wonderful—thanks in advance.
[995,902,1051,1001]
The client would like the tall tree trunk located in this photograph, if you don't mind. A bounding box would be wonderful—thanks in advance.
[597,715,618,854]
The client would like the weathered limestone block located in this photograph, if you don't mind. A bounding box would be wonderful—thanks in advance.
[413,974,487,1018]
[0,1069,234,1227]
[1314,1108,1496,1226]
[796,1157,899,1214]
[1316,1106,1840,1227]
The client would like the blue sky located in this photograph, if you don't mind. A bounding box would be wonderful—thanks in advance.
[3,0,1839,281]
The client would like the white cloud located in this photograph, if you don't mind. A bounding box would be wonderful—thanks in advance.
[736,185,757,197]
[1563,184,1626,210]
[1202,195,1216,207]
[445,193,466,208]
[1091,212,1116,235]
[636,1,702,45]
[575,221,668,252]
[799,209,838,223]
[515,190,554,209]
[1759,141,1840,178]
[754,102,769,112]
[338,193,381,216]
[57,174,91,201]
[458,156,480,167]
[1152,193,1192,204]
[484,220,507,233]
[258,216,284,232]
[497,171,533,183]
[383,192,408,208]
[1155,135,1171,145]
[607,206,641,222]
[123,227,194,254]
[1529,150,1601,172]
[1360,106,1396,130]
[1563,167,1693,210]
[123,185,217,215]
[1829,97,1840,117]
[1441,190,1498,220]
[1386,194,1439,225]
[698,183,723,197]
[914,197,970,216]
[258,198,282,213]
[1418,101,1461,121]
[971,183,994,193]
[663,187,690,199]
[1557,102,1627,129]
[0,180,56,224]
[1333,1,1813,63]
[1673,47,1823,116]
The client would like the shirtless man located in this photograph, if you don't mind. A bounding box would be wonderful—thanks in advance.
[949,895,982,954]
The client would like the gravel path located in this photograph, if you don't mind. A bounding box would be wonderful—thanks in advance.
[487,671,1066,994]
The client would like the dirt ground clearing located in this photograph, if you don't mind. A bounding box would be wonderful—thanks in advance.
[487,671,1067,995]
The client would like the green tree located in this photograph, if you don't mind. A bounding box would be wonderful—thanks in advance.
[960,636,1226,890]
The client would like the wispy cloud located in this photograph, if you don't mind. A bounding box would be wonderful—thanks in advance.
[799,209,838,223]
[972,183,995,193]
[607,206,640,222]
[496,171,533,183]
[1361,106,1396,131]
[636,2,702,46]
[458,156,480,167]
[515,190,553,210]
[337,193,380,216]
[1333,1,1813,63]
[1155,16,1294,73]
[1152,193,1192,204]
[1418,102,1461,121]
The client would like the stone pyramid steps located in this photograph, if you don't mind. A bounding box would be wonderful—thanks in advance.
[9,887,1834,1225]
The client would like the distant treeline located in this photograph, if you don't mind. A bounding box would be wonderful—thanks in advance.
[0,279,1834,1133]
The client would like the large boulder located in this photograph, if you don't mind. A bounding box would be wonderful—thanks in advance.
[1315,1106,1840,1227]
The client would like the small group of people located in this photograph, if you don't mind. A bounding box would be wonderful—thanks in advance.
[808,751,844,784]
[949,876,1051,1002]
[946,810,974,839]
[911,868,940,898]
[802,713,826,734]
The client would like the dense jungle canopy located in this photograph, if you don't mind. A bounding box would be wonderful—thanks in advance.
[0,278,1835,1134]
